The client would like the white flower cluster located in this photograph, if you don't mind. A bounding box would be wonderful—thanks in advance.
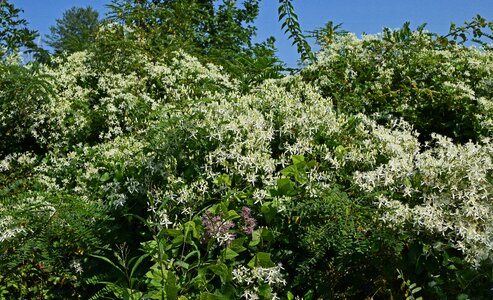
[0,195,56,243]
[32,136,147,208]
[0,215,26,243]
[28,48,237,150]
[307,30,493,141]
[69,259,83,275]
[355,134,493,266]
[233,264,286,299]
[0,151,37,172]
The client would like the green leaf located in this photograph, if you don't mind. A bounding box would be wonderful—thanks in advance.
[247,252,275,268]
[184,249,200,262]
[199,293,223,300]
[257,283,273,298]
[249,229,261,247]
[166,229,183,237]
[303,290,314,300]
[278,12,287,21]
[165,271,178,300]
[144,265,177,299]
[261,201,277,225]
[334,145,346,160]
[184,220,200,239]
[292,155,305,165]
[90,254,125,276]
[276,178,295,196]
[280,165,298,177]
[260,228,275,242]
[224,210,240,220]
[209,263,230,283]
[223,248,239,260]
[171,234,185,247]
[287,291,295,300]
[306,159,317,168]
[214,174,231,187]
[175,260,190,270]
[230,237,247,253]
[100,172,111,182]
[129,254,149,279]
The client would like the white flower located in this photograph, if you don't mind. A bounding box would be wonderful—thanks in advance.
[242,290,259,300]
[70,259,83,275]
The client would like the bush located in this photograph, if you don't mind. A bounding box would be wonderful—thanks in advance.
[3,22,493,299]
[0,58,53,157]
[302,24,493,144]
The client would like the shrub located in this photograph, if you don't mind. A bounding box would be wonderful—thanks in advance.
[3,22,493,299]
[0,58,53,157]
[302,25,493,144]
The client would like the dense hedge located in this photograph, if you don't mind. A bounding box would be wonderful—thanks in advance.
[302,28,493,144]
[1,24,493,299]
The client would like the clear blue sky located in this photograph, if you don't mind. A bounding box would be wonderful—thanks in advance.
[10,0,493,67]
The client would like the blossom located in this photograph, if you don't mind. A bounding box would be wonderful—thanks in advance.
[242,290,259,300]
[240,207,257,234]
[202,211,236,246]
[70,259,83,275]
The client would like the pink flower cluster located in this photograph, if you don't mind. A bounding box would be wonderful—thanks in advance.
[240,207,256,234]
[201,207,257,245]
[202,211,236,245]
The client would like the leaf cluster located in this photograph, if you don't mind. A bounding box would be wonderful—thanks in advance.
[438,14,493,49]
[303,23,493,144]
[105,0,284,89]
[0,1,43,59]
[45,6,100,55]
[278,0,313,63]
[0,62,53,157]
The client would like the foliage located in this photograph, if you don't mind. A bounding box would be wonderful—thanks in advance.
[45,6,100,55]
[0,0,44,59]
[396,269,423,300]
[278,0,313,63]
[106,0,284,89]
[302,23,493,143]
[0,186,110,298]
[437,14,493,50]
[0,58,53,157]
[307,21,348,50]
[107,0,257,54]
[2,5,493,299]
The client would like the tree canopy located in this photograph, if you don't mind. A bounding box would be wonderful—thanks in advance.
[105,0,283,88]
[45,6,100,54]
[0,1,43,59]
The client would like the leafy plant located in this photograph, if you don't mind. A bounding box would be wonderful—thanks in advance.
[106,0,283,88]
[437,14,493,49]
[278,0,314,63]
[302,22,493,143]
[0,0,45,60]
[397,269,423,300]
[0,61,54,157]
[45,6,100,55]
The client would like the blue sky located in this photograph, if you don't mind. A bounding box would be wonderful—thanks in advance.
[10,0,493,67]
